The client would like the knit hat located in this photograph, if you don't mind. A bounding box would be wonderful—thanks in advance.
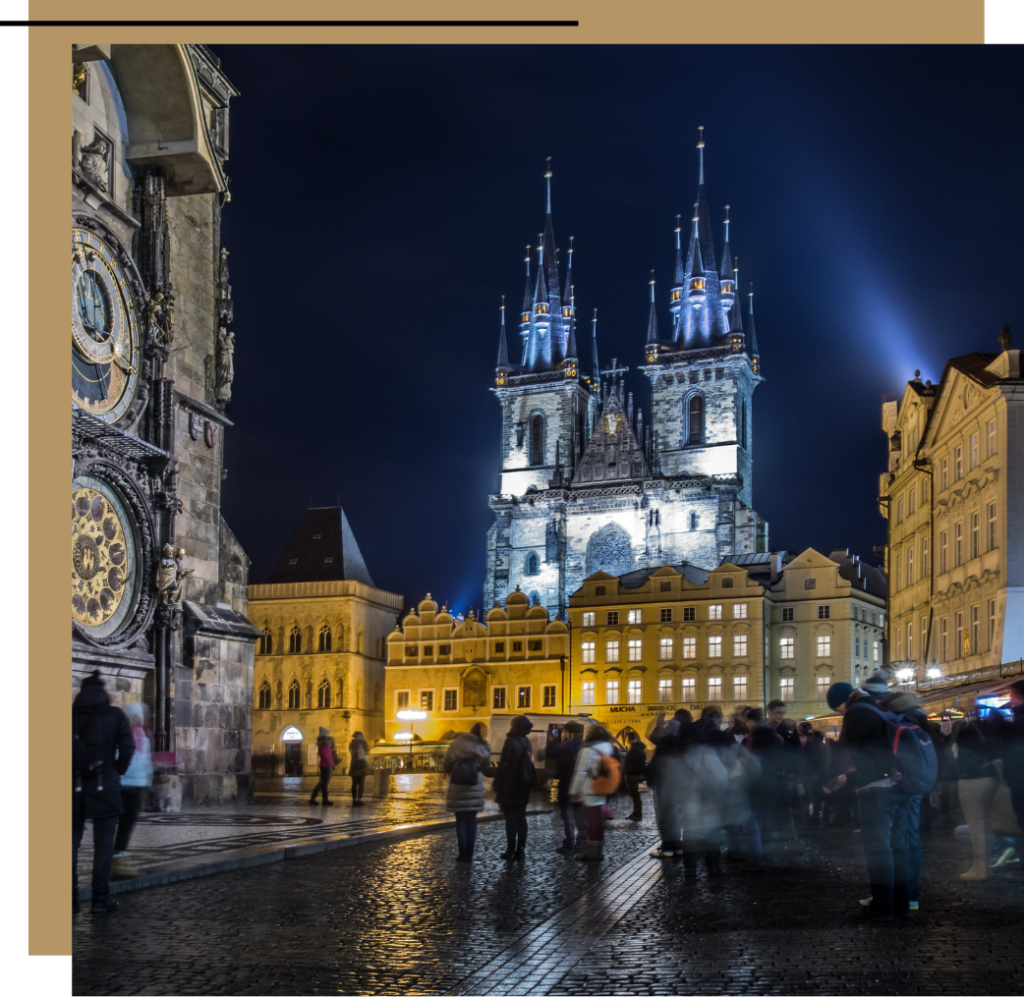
[81,669,105,689]
[826,681,854,711]
[510,715,533,736]
[861,670,890,695]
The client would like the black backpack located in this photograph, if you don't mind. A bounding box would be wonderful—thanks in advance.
[450,759,479,786]
[73,714,105,792]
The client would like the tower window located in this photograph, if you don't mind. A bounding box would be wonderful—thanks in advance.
[288,680,301,710]
[317,678,331,709]
[288,626,302,654]
[687,395,705,445]
[258,681,272,710]
[529,414,545,466]
[318,624,332,652]
[525,551,540,576]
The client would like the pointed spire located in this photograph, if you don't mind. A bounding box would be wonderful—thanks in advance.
[521,245,532,313]
[697,125,705,186]
[496,296,509,369]
[591,308,601,401]
[719,205,734,280]
[646,270,659,345]
[729,277,744,335]
[565,285,578,361]
[563,235,574,305]
[690,211,705,279]
[747,282,760,359]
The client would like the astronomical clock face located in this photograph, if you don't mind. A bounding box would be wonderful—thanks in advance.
[71,478,137,634]
[71,227,140,423]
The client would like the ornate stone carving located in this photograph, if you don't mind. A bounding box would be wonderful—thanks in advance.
[80,133,111,191]
[585,523,636,577]
[146,291,175,347]
[155,543,193,604]
[214,327,235,406]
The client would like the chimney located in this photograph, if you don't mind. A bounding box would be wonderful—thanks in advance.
[769,552,782,584]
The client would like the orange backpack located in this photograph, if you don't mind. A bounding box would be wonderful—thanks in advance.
[591,752,622,795]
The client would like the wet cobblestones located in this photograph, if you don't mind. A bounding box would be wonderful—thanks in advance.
[72,794,1024,996]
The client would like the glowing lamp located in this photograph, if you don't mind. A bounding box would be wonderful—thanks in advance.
[393,732,414,741]
[897,668,914,682]
[397,710,427,721]
[926,667,941,679]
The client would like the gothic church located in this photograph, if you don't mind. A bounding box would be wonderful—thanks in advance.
[485,134,768,618]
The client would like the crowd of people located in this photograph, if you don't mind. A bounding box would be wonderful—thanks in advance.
[443,671,1024,925]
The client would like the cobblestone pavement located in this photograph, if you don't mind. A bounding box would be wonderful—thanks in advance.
[73,792,1024,996]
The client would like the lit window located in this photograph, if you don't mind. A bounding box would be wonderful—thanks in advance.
[818,605,830,620]
[659,637,673,660]
[817,636,831,657]
[708,635,722,658]
[873,641,879,662]
[658,678,673,703]
[708,605,723,620]
[628,679,643,704]
[396,690,410,711]
[582,641,595,664]
[955,612,964,658]
[683,607,696,622]
[444,688,458,711]
[780,677,795,702]
[733,634,748,657]
[627,639,643,662]
[987,503,997,550]
[782,608,794,622]
[940,618,948,661]
[420,690,433,711]
[627,609,642,624]
[970,433,979,470]
[606,680,619,705]
[517,686,531,709]
[582,612,596,627]
[682,636,696,659]
[780,637,795,659]
[542,685,556,708]
[660,607,673,622]
[606,640,620,662]
[733,603,748,619]
[681,677,696,701]
[581,681,595,706]
[988,600,996,647]
[817,675,831,701]
[970,605,980,655]
[733,675,748,701]
[986,419,996,458]
[922,538,929,576]
[707,676,722,702]
[493,687,507,710]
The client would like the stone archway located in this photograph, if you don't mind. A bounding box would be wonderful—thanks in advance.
[586,523,636,577]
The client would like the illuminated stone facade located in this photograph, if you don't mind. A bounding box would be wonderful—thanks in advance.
[248,507,403,774]
[486,140,768,620]
[880,333,1024,682]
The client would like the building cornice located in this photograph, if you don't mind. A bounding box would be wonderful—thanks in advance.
[248,579,404,612]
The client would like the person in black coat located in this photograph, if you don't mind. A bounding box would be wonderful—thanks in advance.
[73,671,134,913]
[553,722,587,853]
[492,715,536,860]
[623,732,648,821]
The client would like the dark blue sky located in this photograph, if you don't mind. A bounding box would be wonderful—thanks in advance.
[217,45,1023,616]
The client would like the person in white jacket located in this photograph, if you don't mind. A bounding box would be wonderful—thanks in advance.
[569,725,618,862]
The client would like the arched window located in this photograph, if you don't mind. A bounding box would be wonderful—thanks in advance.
[317,678,331,709]
[525,551,540,576]
[687,395,704,445]
[257,626,273,655]
[318,624,332,652]
[529,413,545,466]
[289,625,302,654]
[287,679,301,709]
[258,681,272,710]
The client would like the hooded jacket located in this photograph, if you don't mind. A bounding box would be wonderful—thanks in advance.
[349,733,370,776]
[442,732,495,813]
[493,716,536,807]
[73,679,134,819]
[316,728,337,768]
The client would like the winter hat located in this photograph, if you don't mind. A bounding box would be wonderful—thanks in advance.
[510,715,533,736]
[826,681,854,711]
[862,670,890,695]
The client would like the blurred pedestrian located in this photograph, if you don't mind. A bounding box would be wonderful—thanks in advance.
[570,725,619,862]
[679,716,730,877]
[73,671,134,914]
[623,731,648,820]
[111,701,153,878]
[1003,681,1024,834]
[309,727,338,805]
[492,715,536,860]
[953,717,999,879]
[647,710,691,858]
[348,731,370,806]
[442,723,496,862]
[553,722,588,853]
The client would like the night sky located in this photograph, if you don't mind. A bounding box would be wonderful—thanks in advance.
[216,45,1024,616]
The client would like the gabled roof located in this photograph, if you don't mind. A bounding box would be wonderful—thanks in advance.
[264,506,375,586]
[617,563,709,590]
[571,382,650,487]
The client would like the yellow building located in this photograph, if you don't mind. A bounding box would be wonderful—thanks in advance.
[384,589,568,745]
[880,332,1024,691]
[568,551,885,739]
[248,507,403,774]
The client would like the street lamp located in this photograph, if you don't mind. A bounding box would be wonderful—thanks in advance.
[926,666,942,680]
[396,709,427,769]
[896,667,915,684]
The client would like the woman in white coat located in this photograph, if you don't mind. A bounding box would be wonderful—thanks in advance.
[569,725,618,862]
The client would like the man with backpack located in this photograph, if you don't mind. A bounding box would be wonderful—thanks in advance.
[73,671,135,914]
[827,672,936,922]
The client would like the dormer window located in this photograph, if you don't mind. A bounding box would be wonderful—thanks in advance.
[671,290,681,302]
[690,278,705,291]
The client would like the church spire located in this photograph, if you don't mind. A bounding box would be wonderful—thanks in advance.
[747,283,760,369]
[565,285,578,361]
[697,125,705,186]
[496,296,509,370]
[688,210,706,302]
[591,308,601,402]
[645,271,659,346]
[519,245,532,363]
[670,214,684,333]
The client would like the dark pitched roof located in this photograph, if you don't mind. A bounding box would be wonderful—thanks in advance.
[829,549,887,599]
[947,352,1001,387]
[264,507,374,586]
[617,563,710,589]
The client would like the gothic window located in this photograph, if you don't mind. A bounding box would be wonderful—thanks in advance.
[525,551,540,576]
[317,678,331,709]
[288,626,302,654]
[585,523,635,577]
[529,413,545,466]
[318,624,332,652]
[258,631,273,655]
[258,681,271,710]
[287,680,301,709]
[687,394,705,445]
